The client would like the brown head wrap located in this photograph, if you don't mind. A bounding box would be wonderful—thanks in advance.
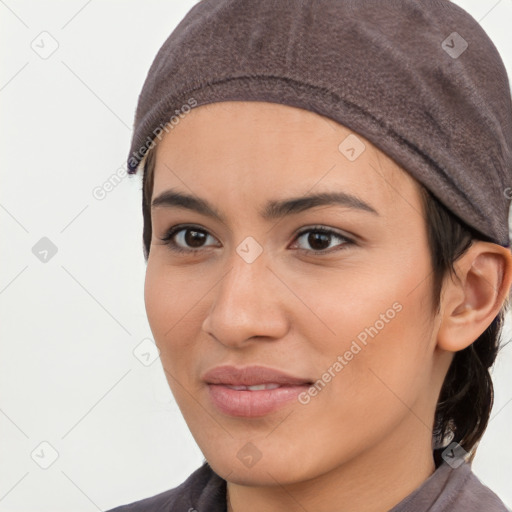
[127,0,512,246]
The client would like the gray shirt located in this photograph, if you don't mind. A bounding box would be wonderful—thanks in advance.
[105,460,509,511]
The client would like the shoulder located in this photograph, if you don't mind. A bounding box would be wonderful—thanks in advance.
[104,462,226,512]
[452,465,509,511]
[390,461,509,512]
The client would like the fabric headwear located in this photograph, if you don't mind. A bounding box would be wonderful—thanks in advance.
[127,0,512,246]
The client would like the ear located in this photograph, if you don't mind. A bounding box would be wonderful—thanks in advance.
[437,242,512,352]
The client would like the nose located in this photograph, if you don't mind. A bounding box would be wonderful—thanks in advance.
[201,251,289,348]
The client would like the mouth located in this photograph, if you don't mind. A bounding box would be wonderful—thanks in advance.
[222,383,283,391]
[202,365,314,417]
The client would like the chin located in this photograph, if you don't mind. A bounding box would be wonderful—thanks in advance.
[210,457,304,486]
[205,441,325,487]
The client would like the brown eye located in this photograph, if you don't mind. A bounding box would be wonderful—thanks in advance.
[293,227,353,254]
[160,225,219,253]
[184,229,207,248]
[306,231,331,251]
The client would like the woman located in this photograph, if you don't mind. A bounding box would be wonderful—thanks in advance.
[107,0,512,510]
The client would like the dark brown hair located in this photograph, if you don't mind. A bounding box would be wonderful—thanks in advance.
[421,187,507,465]
[136,145,508,463]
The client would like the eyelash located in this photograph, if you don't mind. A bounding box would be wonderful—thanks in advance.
[159,224,354,256]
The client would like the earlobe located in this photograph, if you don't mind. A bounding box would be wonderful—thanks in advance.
[437,242,512,353]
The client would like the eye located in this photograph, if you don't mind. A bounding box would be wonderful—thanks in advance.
[291,226,353,254]
[159,224,220,253]
[159,224,354,255]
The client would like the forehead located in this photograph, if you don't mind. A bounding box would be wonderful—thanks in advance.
[152,101,422,217]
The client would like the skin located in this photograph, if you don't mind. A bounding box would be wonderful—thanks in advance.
[144,101,512,512]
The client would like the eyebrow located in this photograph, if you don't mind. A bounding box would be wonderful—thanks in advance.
[151,189,379,222]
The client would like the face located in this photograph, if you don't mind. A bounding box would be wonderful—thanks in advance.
[144,101,447,486]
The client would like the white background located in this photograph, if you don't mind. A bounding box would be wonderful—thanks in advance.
[1,1,512,511]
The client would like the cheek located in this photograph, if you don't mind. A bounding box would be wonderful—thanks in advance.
[285,241,431,355]
[292,242,436,417]
[278,279,436,477]
[144,261,170,339]
[144,259,197,353]
[143,256,219,392]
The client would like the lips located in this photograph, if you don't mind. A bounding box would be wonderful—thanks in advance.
[202,365,313,387]
[224,383,281,391]
[202,365,314,417]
